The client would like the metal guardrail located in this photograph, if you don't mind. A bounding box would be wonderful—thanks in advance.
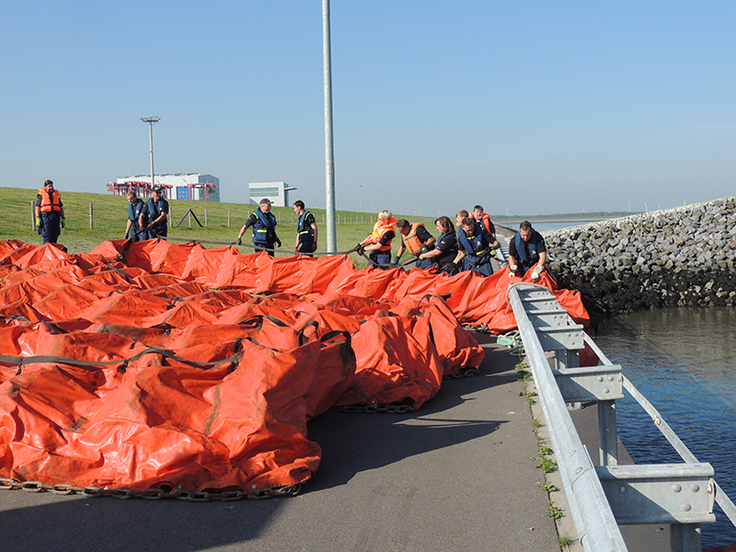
[506,283,726,552]
[508,284,628,551]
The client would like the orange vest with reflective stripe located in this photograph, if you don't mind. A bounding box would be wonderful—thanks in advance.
[403,223,427,256]
[38,188,62,213]
[370,218,397,251]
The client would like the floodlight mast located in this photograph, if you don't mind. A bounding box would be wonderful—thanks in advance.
[323,0,337,253]
[140,117,160,193]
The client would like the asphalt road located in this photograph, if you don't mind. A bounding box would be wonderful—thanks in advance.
[0,336,560,552]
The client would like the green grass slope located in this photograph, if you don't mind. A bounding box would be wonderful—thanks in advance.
[0,187,431,265]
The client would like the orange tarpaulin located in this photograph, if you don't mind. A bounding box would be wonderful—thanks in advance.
[0,239,588,493]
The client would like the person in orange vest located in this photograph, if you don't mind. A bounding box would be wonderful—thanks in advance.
[357,210,397,269]
[392,219,436,268]
[35,179,65,244]
[472,205,496,238]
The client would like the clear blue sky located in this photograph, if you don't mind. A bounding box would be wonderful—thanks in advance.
[2,1,734,216]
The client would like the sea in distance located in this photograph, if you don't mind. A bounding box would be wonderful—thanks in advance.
[538,220,736,548]
[500,219,604,233]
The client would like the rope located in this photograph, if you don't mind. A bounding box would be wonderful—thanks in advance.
[0,342,244,375]
[135,233,362,258]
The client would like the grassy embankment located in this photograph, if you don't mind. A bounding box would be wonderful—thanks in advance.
[0,187,434,268]
[1,186,632,266]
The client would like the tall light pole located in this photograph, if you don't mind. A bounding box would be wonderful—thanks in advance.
[140,116,160,193]
[323,0,337,252]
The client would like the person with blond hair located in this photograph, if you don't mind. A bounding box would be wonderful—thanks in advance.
[357,210,397,269]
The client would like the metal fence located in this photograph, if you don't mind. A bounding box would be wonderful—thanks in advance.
[507,282,730,552]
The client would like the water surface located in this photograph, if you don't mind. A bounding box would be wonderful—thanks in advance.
[596,308,736,548]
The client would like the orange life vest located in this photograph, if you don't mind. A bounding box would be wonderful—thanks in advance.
[38,188,62,213]
[369,217,397,252]
[478,213,492,235]
[403,223,427,256]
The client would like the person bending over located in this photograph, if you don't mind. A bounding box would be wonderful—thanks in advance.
[392,219,436,268]
[508,220,547,281]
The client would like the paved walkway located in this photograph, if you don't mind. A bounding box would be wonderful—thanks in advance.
[0,333,671,552]
[0,336,560,552]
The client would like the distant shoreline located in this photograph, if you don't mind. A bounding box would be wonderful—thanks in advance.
[501,218,606,224]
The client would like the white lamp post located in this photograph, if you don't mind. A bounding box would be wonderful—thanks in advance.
[140,116,160,194]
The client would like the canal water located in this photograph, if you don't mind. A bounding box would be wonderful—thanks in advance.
[596,307,736,549]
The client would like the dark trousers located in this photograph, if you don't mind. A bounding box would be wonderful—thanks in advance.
[369,250,391,269]
[297,238,314,256]
[463,256,494,277]
[40,212,61,244]
[254,241,275,257]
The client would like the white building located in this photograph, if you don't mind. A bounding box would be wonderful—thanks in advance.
[110,173,220,202]
[248,182,297,207]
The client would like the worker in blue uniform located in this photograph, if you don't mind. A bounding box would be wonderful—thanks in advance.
[416,216,459,271]
[125,190,146,241]
[508,220,547,280]
[237,198,282,256]
[138,185,169,239]
[293,200,318,255]
[453,217,499,277]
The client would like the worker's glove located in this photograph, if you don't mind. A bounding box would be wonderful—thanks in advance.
[509,264,520,274]
[489,249,497,258]
[420,245,430,254]
[355,244,366,256]
[419,253,426,260]
[35,216,41,228]
[236,238,242,246]
[391,256,400,267]
[275,238,282,248]
[444,262,459,276]
[531,265,543,281]
[60,217,66,229]
[124,231,129,239]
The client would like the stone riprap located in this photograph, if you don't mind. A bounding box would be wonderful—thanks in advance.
[542,197,736,318]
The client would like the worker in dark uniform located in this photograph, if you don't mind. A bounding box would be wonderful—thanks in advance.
[392,219,436,268]
[237,198,281,256]
[417,216,459,271]
[138,185,169,239]
[293,200,318,255]
[508,220,547,281]
[125,190,145,241]
[35,179,65,244]
[453,217,498,277]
